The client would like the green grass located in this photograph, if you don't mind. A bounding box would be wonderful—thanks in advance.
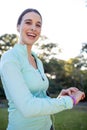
[0,108,8,130]
[54,105,87,130]
[0,104,87,130]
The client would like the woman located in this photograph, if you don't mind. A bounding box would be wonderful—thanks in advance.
[0,8,85,130]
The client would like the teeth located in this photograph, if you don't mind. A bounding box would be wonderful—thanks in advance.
[27,33,36,37]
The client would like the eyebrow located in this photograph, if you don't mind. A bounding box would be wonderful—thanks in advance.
[24,19,42,24]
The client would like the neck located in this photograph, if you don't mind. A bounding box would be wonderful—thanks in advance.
[18,39,32,56]
[26,45,32,58]
[27,48,37,69]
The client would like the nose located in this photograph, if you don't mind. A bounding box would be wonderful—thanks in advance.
[31,25,36,31]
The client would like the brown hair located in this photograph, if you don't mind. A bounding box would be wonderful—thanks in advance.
[17,8,42,26]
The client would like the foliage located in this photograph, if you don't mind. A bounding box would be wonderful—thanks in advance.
[79,43,87,68]
[81,43,87,53]
[33,36,61,62]
[0,33,18,57]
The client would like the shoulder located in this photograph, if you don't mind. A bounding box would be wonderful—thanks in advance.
[0,46,19,66]
[1,49,13,61]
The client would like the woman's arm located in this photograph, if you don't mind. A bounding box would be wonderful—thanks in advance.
[0,55,73,117]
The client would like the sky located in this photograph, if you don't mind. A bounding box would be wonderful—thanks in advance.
[0,0,87,60]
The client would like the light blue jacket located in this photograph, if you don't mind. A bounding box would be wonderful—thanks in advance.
[0,43,73,130]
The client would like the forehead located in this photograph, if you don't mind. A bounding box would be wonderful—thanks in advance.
[22,12,42,23]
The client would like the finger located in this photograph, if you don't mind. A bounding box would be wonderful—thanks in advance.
[71,87,79,91]
[69,87,79,93]
[64,89,72,96]
[81,92,85,100]
[66,88,76,95]
[67,90,72,95]
[59,89,71,96]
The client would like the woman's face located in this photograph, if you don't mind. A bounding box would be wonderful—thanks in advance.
[17,12,42,46]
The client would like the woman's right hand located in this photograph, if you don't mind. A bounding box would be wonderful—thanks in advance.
[58,87,79,97]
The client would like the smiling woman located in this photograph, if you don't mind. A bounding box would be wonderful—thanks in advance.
[0,8,85,130]
[17,8,42,48]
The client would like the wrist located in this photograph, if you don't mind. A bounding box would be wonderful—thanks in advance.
[69,95,77,105]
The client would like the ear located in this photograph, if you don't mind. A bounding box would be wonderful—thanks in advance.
[17,25,20,32]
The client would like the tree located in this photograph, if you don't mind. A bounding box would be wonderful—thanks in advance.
[81,43,87,53]
[33,36,62,62]
[0,33,18,57]
[64,58,83,87]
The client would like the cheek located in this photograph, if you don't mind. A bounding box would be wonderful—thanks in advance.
[37,28,41,35]
[20,26,27,36]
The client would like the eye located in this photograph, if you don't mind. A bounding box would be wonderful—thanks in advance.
[25,21,32,25]
[36,23,41,28]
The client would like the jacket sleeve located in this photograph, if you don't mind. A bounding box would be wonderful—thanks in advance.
[0,55,73,118]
